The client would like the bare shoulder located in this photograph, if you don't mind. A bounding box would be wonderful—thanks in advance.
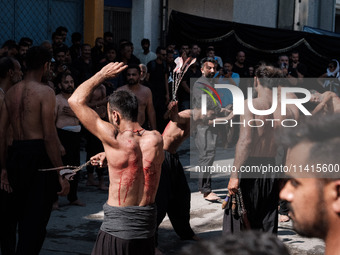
[140,84,151,93]
[38,83,55,100]
[117,85,128,91]
[143,130,163,145]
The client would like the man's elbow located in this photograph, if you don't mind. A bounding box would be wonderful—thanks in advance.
[68,96,82,110]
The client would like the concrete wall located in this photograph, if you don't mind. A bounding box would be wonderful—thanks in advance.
[233,0,278,28]
[131,0,161,53]
[168,0,234,21]
[295,0,335,31]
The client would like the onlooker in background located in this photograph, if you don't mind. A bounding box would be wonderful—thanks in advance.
[17,41,29,72]
[0,40,18,58]
[216,59,240,107]
[190,44,200,59]
[318,59,340,96]
[206,45,223,68]
[147,46,169,133]
[103,31,114,51]
[69,32,82,62]
[91,37,105,72]
[139,63,149,86]
[56,26,68,43]
[19,37,33,48]
[289,51,307,78]
[136,38,157,65]
[55,72,85,208]
[232,51,249,78]
[41,40,53,55]
[52,31,65,51]
[71,43,93,87]
[277,54,297,86]
[99,44,119,94]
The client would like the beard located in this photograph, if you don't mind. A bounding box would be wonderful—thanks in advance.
[288,191,328,239]
[128,79,138,86]
[61,87,74,94]
[205,72,215,78]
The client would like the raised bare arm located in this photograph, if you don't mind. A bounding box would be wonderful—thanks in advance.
[68,62,127,145]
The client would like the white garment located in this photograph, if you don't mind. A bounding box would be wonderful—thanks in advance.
[136,51,157,65]
[62,125,81,133]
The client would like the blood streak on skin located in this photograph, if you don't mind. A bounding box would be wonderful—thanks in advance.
[118,174,123,206]
[123,158,139,203]
[143,159,156,203]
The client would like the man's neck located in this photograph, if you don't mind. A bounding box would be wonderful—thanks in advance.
[257,87,273,102]
[127,83,141,92]
[119,121,142,134]
[143,49,150,55]
[235,62,243,68]
[156,58,162,64]
[61,92,72,99]
[325,227,340,255]
[24,70,43,83]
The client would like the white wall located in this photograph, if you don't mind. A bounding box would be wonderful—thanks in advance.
[131,0,161,53]
[168,0,234,21]
[233,0,278,28]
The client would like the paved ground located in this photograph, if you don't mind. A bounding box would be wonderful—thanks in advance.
[41,140,325,255]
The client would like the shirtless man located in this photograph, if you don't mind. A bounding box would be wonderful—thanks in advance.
[55,72,84,206]
[310,90,340,114]
[117,64,156,130]
[0,56,23,255]
[68,62,164,255]
[84,83,108,189]
[225,65,287,234]
[0,46,69,255]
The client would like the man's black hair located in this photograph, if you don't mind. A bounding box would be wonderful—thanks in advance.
[25,46,52,71]
[156,46,166,54]
[0,57,15,78]
[104,31,114,39]
[56,26,68,33]
[200,57,216,68]
[104,43,117,54]
[141,38,150,46]
[1,40,18,50]
[108,90,138,122]
[126,64,141,74]
[71,32,82,43]
[19,37,33,46]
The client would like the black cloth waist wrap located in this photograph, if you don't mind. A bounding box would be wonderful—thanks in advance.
[100,203,157,240]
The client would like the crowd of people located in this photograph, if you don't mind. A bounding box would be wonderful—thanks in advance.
[0,25,340,255]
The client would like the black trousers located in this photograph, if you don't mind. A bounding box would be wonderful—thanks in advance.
[194,125,218,194]
[0,189,17,255]
[155,151,195,244]
[91,230,155,255]
[83,128,105,178]
[57,128,81,202]
[7,140,58,255]
[223,157,279,235]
